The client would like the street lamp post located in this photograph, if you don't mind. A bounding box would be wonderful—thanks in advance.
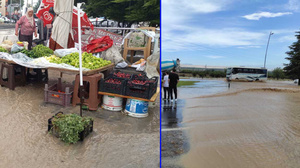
[264,31,274,68]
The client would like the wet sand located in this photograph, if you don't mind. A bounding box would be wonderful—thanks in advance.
[0,71,160,168]
[179,79,300,168]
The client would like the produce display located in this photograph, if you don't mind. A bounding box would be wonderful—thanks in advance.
[0,46,8,53]
[20,48,34,57]
[51,113,93,144]
[105,78,122,84]
[47,52,111,69]
[30,44,53,58]
[129,79,156,85]
[113,71,131,79]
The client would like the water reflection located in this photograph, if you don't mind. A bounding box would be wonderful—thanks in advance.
[161,99,184,129]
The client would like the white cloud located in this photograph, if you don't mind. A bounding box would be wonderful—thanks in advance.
[286,0,300,11]
[205,56,225,59]
[162,25,266,52]
[242,12,292,20]
[237,45,261,49]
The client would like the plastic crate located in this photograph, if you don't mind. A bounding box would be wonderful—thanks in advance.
[47,112,93,142]
[125,77,158,99]
[44,78,74,106]
[99,75,127,95]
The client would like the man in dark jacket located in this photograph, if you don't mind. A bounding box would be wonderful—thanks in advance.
[169,69,179,102]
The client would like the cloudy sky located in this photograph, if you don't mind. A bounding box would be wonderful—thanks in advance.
[161,0,300,70]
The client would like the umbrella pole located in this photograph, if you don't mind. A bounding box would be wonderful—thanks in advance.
[77,3,83,117]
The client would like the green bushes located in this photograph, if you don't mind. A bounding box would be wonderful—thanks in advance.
[180,69,226,78]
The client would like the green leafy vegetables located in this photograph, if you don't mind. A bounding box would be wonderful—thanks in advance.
[30,44,53,58]
[51,113,93,144]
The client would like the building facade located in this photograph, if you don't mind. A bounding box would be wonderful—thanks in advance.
[0,0,8,17]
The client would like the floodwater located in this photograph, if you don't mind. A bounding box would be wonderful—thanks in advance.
[178,79,300,168]
[0,71,160,168]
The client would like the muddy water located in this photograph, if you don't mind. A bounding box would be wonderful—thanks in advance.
[0,71,160,168]
[179,79,300,168]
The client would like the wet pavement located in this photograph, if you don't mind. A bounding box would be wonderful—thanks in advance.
[0,70,160,168]
[161,78,300,168]
[161,99,189,168]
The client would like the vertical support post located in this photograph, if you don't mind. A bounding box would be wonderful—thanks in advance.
[77,3,83,117]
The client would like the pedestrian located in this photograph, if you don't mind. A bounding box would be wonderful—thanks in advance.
[15,7,37,50]
[169,69,179,102]
[162,71,170,100]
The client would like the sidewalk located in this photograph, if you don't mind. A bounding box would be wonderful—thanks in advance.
[0,25,16,42]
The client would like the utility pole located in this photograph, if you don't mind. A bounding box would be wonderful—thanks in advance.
[264,31,274,68]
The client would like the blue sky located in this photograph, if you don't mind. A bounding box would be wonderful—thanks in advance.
[161,0,300,70]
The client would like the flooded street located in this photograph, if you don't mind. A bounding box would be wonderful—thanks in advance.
[162,78,300,168]
[0,71,160,168]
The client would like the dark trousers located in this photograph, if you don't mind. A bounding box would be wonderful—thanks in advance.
[169,86,177,99]
[19,32,33,50]
[163,87,170,99]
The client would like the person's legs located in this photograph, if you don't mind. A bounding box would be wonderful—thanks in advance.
[169,87,173,100]
[167,87,170,99]
[163,87,167,99]
[27,35,33,50]
[19,33,33,50]
[174,86,177,99]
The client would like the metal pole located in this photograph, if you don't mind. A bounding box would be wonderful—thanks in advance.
[77,3,83,117]
[264,31,273,68]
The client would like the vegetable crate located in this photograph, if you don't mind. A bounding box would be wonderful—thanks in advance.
[99,75,127,95]
[125,77,158,99]
[47,112,93,142]
[44,78,74,106]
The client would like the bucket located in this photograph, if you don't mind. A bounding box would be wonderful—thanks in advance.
[124,99,149,118]
[102,95,123,111]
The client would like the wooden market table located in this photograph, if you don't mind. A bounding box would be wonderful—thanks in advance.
[0,57,114,75]
[98,87,160,102]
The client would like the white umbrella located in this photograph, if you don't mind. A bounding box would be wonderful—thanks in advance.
[49,0,84,116]
[49,0,74,50]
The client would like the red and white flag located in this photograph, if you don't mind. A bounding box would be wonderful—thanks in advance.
[36,4,54,26]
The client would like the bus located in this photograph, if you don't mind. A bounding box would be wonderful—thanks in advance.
[226,67,267,81]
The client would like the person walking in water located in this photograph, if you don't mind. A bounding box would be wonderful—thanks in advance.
[169,69,179,102]
[162,71,170,100]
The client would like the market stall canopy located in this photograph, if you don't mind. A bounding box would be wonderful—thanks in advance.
[49,0,75,50]
[36,0,94,42]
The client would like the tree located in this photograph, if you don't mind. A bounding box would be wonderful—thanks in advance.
[284,31,300,85]
[272,67,285,80]
[33,0,41,13]
[84,0,160,27]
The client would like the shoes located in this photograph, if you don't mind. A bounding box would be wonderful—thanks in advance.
[170,99,173,102]
[175,99,177,102]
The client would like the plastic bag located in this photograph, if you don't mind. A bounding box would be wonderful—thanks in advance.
[100,45,124,64]
[54,48,79,57]
[145,51,160,78]
[11,44,24,53]
[115,61,128,68]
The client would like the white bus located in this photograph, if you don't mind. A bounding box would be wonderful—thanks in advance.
[226,67,268,81]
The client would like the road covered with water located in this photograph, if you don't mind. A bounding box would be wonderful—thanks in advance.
[0,71,160,168]
[162,78,300,168]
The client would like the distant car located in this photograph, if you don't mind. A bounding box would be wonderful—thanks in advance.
[100,20,116,27]
[1,17,11,23]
